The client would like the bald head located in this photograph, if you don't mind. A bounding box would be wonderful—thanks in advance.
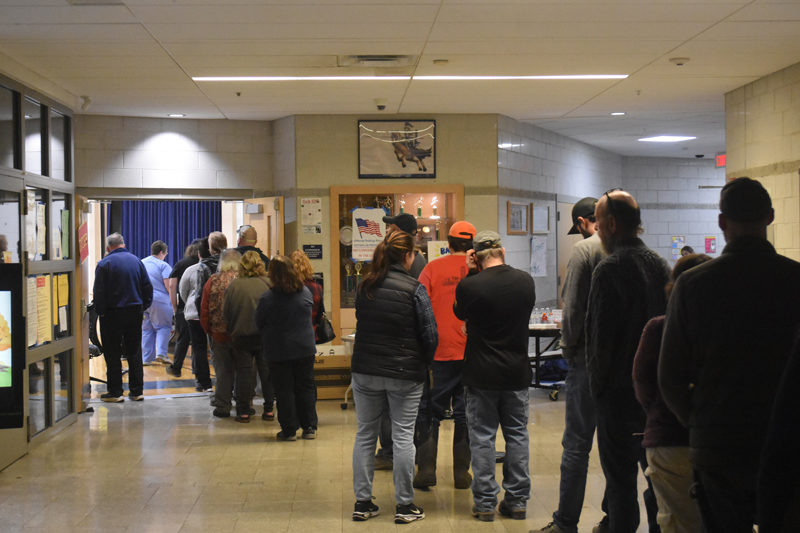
[596,190,642,251]
[237,226,257,247]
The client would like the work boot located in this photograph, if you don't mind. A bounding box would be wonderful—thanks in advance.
[413,422,438,489]
[453,422,472,489]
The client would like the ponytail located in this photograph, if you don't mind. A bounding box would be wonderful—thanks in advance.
[358,230,414,298]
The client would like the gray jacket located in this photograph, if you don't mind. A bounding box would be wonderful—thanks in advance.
[560,232,605,361]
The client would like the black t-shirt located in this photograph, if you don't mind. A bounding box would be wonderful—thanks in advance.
[169,255,198,310]
[454,264,536,390]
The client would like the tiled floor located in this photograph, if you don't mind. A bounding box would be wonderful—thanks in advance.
[0,389,653,532]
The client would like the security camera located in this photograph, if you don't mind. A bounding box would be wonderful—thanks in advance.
[374,98,387,111]
[695,154,704,158]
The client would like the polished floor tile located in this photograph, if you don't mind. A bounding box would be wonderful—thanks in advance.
[1,390,653,532]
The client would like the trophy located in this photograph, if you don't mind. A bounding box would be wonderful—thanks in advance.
[354,261,363,286]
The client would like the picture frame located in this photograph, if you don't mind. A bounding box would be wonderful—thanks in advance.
[531,204,550,233]
[358,120,436,179]
[507,201,529,235]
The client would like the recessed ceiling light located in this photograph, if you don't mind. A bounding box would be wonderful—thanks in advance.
[638,135,697,143]
[167,113,186,118]
[414,74,628,80]
[193,76,411,81]
[611,112,626,116]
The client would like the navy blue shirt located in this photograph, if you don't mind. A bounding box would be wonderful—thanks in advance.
[93,247,153,315]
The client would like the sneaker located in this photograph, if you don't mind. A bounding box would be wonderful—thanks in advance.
[498,500,526,520]
[539,522,568,533]
[374,454,393,471]
[142,361,155,366]
[165,365,181,378]
[472,506,494,522]
[195,385,213,393]
[262,411,275,421]
[155,355,171,365]
[100,393,123,403]
[352,500,379,521]
[394,503,424,524]
[276,431,297,442]
[129,394,144,402]
[302,427,317,440]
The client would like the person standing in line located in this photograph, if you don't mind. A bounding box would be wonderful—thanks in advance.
[235,225,270,267]
[290,250,323,341]
[166,239,202,378]
[413,220,476,491]
[141,240,173,366]
[350,230,437,524]
[632,253,710,533]
[200,249,244,418]
[659,177,800,533]
[453,231,535,522]
[93,232,153,402]
[255,256,319,440]
[539,197,609,533]
[222,251,272,423]
[179,238,213,392]
[585,189,668,533]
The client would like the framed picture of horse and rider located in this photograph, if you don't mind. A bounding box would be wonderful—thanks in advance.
[358,120,436,179]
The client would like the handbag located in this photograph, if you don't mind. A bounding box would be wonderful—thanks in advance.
[315,297,336,344]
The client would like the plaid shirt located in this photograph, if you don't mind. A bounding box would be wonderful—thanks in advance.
[413,284,438,363]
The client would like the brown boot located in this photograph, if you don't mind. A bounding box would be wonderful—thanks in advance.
[413,423,438,489]
[453,422,472,489]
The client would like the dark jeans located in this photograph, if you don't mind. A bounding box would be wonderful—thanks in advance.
[252,349,274,413]
[269,356,318,434]
[100,306,144,397]
[554,355,602,531]
[171,310,190,372]
[187,319,211,389]
[694,464,757,533]
[430,360,466,426]
[595,387,658,533]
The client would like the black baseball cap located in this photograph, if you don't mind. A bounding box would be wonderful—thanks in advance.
[720,177,772,222]
[383,213,418,235]
[568,197,597,235]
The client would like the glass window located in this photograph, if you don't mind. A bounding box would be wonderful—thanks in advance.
[50,110,67,181]
[24,98,42,175]
[0,86,13,169]
[0,190,20,263]
[51,192,69,260]
[25,187,48,261]
[54,350,71,421]
[28,360,49,435]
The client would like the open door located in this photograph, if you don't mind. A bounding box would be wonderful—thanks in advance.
[243,197,284,258]
[75,196,91,412]
[556,201,582,308]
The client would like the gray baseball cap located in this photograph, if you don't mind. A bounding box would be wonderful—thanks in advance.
[473,231,502,252]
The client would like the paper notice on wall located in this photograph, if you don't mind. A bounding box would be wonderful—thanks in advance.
[36,275,52,344]
[530,236,547,277]
[351,208,386,262]
[705,236,717,254]
[36,203,46,258]
[58,307,67,333]
[301,197,323,234]
[427,241,450,261]
[57,274,69,307]
[26,276,37,347]
[671,235,685,260]
[25,191,36,259]
[78,221,89,263]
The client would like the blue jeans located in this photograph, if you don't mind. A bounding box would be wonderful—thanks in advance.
[553,355,599,531]
[465,386,530,512]
[352,372,423,506]
[141,299,172,363]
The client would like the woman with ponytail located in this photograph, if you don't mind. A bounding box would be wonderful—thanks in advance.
[350,229,438,525]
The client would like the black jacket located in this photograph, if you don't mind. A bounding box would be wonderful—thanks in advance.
[352,265,431,382]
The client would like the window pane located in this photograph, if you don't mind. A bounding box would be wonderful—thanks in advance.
[50,110,66,181]
[54,351,71,421]
[25,187,48,261]
[0,86,13,169]
[51,192,69,260]
[24,98,42,175]
[0,190,20,263]
[28,360,49,436]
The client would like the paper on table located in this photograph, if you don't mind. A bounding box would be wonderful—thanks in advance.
[26,276,37,347]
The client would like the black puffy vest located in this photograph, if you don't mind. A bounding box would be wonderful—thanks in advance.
[351,264,426,382]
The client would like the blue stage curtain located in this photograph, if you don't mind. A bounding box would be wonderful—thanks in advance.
[120,200,222,266]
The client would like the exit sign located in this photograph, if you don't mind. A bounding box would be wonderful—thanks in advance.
[716,153,726,168]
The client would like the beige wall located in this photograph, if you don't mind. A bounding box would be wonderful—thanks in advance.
[726,61,800,260]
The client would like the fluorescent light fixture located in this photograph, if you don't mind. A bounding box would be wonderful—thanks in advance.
[193,76,410,81]
[638,135,697,143]
[167,113,185,118]
[414,74,628,80]
[498,143,523,149]
[611,112,626,116]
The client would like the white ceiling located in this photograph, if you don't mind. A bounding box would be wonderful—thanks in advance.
[0,0,799,158]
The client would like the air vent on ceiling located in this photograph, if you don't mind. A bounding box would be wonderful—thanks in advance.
[67,0,124,5]
[338,55,416,68]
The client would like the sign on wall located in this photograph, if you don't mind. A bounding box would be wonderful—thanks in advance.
[351,208,386,261]
[303,244,323,260]
[358,120,436,179]
[301,197,323,235]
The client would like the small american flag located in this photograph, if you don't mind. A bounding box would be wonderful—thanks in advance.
[355,218,382,237]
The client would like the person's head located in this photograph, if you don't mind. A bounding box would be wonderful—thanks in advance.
[237,225,257,247]
[448,221,476,253]
[207,231,227,255]
[665,253,712,299]
[595,189,642,253]
[217,248,242,273]
[268,255,304,293]
[718,177,774,242]
[680,245,694,257]
[359,230,416,297]
[105,232,125,253]
[183,240,200,259]
[290,250,314,282]
[472,231,505,270]
[382,213,418,236]
[196,237,211,259]
[150,240,168,259]
[568,197,598,239]
[238,250,267,278]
